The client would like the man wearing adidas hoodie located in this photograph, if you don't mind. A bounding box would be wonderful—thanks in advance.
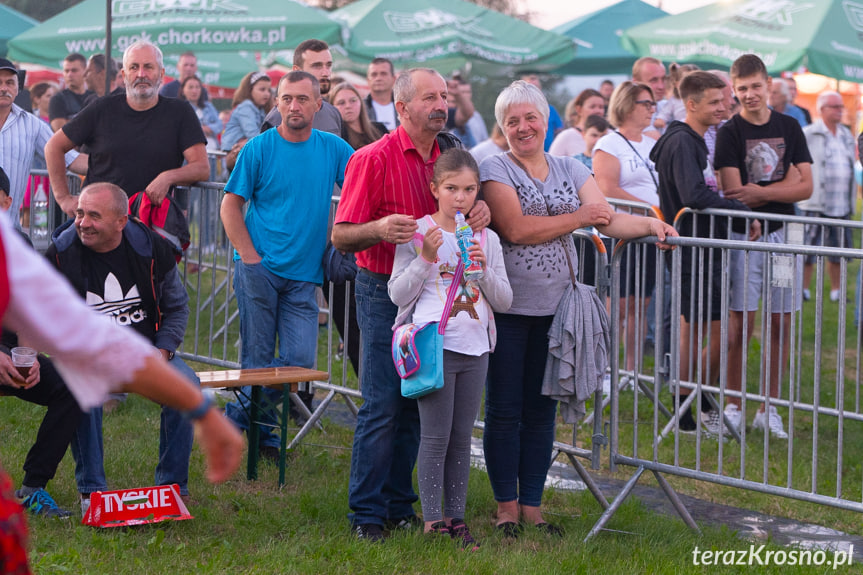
[650,70,757,434]
[45,182,196,512]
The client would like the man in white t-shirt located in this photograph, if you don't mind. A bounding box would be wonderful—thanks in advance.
[364,58,398,132]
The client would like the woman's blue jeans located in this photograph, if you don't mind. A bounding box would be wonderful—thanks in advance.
[483,313,557,507]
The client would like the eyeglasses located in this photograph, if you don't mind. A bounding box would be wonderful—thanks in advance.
[822,104,844,109]
[636,99,657,109]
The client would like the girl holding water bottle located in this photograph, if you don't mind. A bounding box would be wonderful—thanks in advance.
[389,149,512,550]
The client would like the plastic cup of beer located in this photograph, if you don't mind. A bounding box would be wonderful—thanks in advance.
[11,347,37,384]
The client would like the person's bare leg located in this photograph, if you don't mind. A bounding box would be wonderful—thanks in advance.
[802,262,814,294]
[622,295,649,373]
[760,312,792,413]
[725,310,755,408]
[828,262,842,295]
[519,503,546,525]
[496,500,519,526]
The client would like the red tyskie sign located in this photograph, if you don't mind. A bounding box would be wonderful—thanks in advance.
[81,484,192,527]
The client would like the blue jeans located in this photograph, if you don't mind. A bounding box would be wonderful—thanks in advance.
[348,271,420,526]
[483,313,557,507]
[225,261,318,448]
[71,356,199,496]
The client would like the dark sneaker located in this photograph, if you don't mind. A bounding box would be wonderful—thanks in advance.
[426,520,450,537]
[354,523,385,542]
[20,489,73,518]
[450,518,480,551]
[259,445,280,463]
[387,514,422,531]
[495,521,522,539]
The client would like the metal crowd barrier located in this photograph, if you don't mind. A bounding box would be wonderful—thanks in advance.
[585,210,863,540]
[33,172,863,535]
[548,228,611,509]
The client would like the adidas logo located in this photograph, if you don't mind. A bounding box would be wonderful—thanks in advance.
[86,273,147,326]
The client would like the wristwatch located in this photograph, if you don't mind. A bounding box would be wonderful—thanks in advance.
[184,395,212,421]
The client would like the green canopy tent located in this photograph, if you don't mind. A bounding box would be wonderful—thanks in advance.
[0,4,37,58]
[329,0,576,75]
[621,0,863,82]
[7,0,341,69]
[552,0,667,76]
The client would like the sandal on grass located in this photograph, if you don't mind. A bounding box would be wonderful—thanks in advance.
[532,521,564,537]
[495,521,522,538]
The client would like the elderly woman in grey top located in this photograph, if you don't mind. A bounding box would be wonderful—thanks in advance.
[479,80,676,536]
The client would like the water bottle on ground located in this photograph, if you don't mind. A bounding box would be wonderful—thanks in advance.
[454,211,483,281]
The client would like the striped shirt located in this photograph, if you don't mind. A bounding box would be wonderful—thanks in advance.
[0,104,79,226]
[334,126,441,274]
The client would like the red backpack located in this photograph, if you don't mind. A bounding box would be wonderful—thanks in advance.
[128,191,190,262]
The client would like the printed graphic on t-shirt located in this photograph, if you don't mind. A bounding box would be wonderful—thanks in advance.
[85,272,147,327]
[744,138,786,184]
[703,163,719,194]
[438,261,480,321]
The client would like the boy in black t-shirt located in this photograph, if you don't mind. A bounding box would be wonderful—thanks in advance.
[713,54,812,440]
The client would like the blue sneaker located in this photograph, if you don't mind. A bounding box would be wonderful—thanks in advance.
[20,488,73,518]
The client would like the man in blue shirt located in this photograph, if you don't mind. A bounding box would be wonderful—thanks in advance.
[220,71,353,458]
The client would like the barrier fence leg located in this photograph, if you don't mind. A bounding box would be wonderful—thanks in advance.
[584,466,645,542]
[652,470,701,533]
[342,395,359,416]
[288,389,337,450]
[565,453,609,510]
[289,388,324,431]
[657,392,697,444]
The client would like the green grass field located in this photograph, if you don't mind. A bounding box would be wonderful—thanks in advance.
[1,238,861,573]
[3,396,859,575]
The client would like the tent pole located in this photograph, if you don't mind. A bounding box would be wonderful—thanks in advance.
[105,0,112,96]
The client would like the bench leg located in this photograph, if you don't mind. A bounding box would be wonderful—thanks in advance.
[279,384,290,488]
[247,385,261,481]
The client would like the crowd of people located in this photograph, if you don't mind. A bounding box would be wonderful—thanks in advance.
[0,34,858,566]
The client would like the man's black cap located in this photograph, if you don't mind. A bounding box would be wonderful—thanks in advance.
[0,58,18,74]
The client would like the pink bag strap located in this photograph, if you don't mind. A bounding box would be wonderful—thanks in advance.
[438,258,464,334]
[411,215,464,335]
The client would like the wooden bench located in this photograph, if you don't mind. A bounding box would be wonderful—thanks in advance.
[197,367,329,486]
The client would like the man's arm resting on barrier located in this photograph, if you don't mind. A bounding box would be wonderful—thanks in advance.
[220,192,261,264]
[44,129,80,218]
[146,143,210,206]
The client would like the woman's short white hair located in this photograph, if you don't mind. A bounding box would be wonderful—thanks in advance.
[494,80,549,129]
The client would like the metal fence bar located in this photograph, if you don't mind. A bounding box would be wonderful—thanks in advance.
[594,227,863,539]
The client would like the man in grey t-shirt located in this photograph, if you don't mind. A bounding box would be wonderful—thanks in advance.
[260,39,342,136]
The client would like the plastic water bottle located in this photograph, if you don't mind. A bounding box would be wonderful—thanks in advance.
[454,211,483,281]
[32,181,49,244]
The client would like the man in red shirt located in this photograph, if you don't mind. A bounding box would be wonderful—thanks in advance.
[333,68,489,542]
